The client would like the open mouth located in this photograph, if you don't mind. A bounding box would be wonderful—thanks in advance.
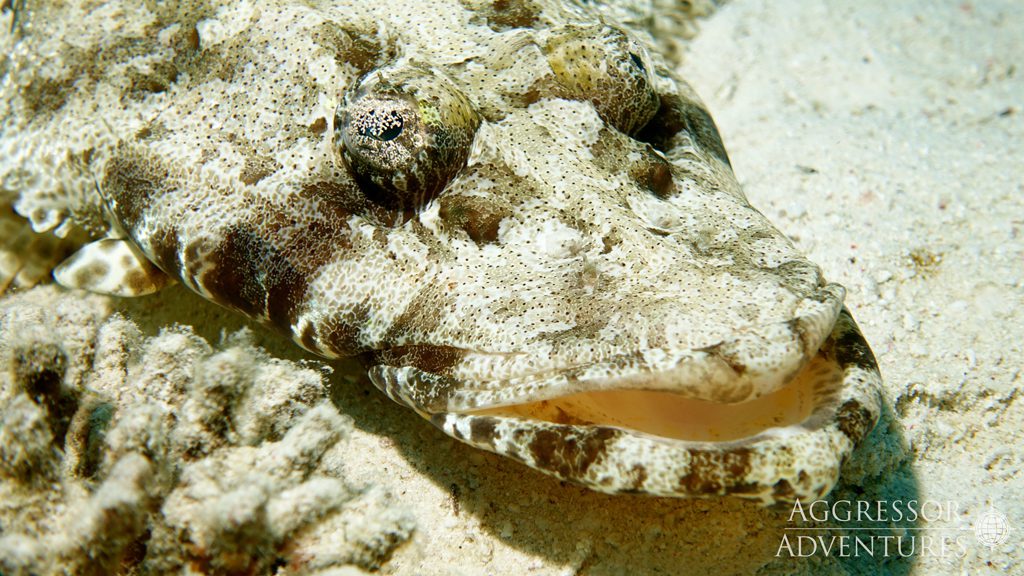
[465,352,841,442]
[365,305,881,502]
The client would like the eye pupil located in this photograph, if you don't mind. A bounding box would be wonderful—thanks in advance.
[359,110,404,141]
[377,123,403,141]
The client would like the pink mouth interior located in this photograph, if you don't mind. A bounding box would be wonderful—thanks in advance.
[467,354,842,442]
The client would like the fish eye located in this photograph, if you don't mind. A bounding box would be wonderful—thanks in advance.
[335,64,481,215]
[544,25,660,135]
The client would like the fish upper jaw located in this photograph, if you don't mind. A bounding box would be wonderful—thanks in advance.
[365,281,844,420]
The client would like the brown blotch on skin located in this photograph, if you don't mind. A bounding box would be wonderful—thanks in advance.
[377,260,449,338]
[836,400,875,443]
[600,233,620,254]
[830,315,880,374]
[298,324,320,354]
[469,416,498,449]
[619,464,648,493]
[198,227,272,319]
[302,179,396,224]
[377,368,460,414]
[772,478,796,501]
[310,22,385,75]
[789,317,814,358]
[103,150,173,232]
[528,426,618,479]
[302,179,363,207]
[71,261,110,289]
[126,60,180,99]
[264,268,308,331]
[193,224,312,330]
[195,188,355,331]
[636,91,731,166]
[308,116,328,135]
[179,24,201,52]
[431,413,459,437]
[124,269,154,294]
[437,162,523,242]
[239,155,281,185]
[465,0,541,31]
[320,303,373,355]
[149,226,182,277]
[676,448,757,495]
[21,72,76,115]
[364,345,466,378]
[438,194,510,244]
[698,342,748,378]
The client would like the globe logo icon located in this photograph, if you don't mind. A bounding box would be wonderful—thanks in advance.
[975,507,1010,549]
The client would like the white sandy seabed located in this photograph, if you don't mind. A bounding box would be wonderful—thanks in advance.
[0,1,1021,574]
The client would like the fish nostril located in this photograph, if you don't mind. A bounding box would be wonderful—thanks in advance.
[631,147,676,198]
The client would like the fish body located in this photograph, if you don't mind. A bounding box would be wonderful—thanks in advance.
[1,0,882,502]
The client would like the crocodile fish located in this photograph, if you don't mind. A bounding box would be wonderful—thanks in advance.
[0,0,882,503]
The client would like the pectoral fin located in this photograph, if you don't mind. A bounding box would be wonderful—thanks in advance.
[54,238,173,297]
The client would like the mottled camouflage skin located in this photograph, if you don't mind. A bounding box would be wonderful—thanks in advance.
[0,0,882,502]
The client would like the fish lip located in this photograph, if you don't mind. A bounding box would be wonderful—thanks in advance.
[366,282,847,415]
[423,308,883,503]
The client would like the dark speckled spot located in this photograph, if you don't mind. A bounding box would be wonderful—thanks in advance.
[772,478,796,500]
[623,464,648,492]
[310,22,386,75]
[298,324,320,353]
[71,261,110,289]
[836,400,875,443]
[677,448,757,495]
[831,312,880,374]
[302,179,396,224]
[149,226,181,277]
[103,151,173,232]
[308,116,328,135]
[199,227,272,318]
[365,345,466,377]
[321,303,373,355]
[466,0,541,31]
[469,416,498,448]
[239,155,281,185]
[126,60,180,99]
[21,72,76,115]
[528,426,618,479]
[438,194,509,244]
[124,269,153,294]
